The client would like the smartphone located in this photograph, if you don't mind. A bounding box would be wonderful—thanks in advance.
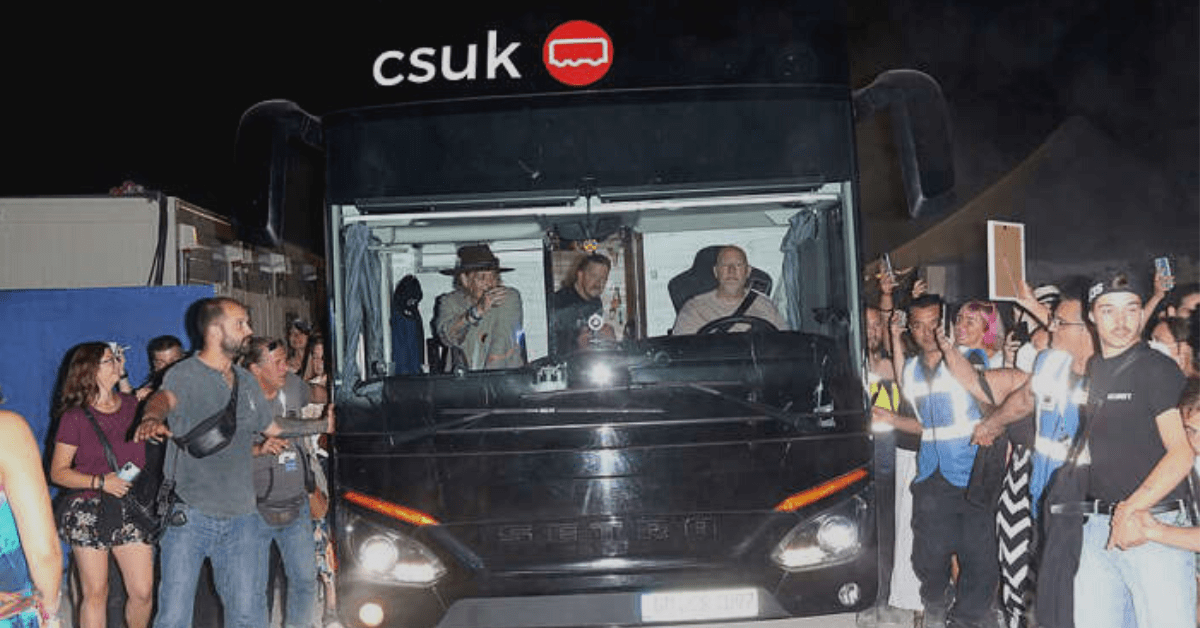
[1155,256,1174,290]
[118,461,141,482]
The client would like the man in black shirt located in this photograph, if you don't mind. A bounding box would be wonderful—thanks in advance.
[1070,271,1193,628]
[549,253,611,356]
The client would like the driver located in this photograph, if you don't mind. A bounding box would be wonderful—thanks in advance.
[672,245,788,334]
[434,244,525,370]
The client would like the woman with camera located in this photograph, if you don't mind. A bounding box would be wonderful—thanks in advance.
[49,343,152,628]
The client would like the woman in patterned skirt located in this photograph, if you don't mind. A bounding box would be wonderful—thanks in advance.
[49,343,151,628]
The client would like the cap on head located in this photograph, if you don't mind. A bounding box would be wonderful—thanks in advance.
[441,244,513,275]
[1034,284,1061,305]
[1088,270,1141,308]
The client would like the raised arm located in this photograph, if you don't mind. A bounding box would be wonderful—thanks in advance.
[935,325,1025,410]
[888,311,907,389]
[1140,267,1173,333]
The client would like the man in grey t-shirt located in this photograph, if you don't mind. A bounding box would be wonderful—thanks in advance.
[135,297,277,628]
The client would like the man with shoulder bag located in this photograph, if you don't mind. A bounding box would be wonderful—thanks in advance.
[134,298,279,628]
[240,336,328,628]
[1044,271,1193,628]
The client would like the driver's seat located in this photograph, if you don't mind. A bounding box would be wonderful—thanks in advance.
[667,246,773,314]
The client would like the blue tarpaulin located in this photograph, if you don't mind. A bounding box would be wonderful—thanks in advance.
[0,285,213,453]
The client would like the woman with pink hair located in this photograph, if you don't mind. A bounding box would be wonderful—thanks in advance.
[955,300,1005,369]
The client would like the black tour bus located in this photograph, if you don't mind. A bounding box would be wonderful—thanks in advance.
[234,2,952,626]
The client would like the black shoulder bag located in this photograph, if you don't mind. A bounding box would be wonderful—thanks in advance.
[1035,346,1138,628]
[79,407,167,541]
[966,370,1010,508]
[151,375,242,532]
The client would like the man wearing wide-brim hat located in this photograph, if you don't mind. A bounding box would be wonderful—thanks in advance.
[434,244,525,371]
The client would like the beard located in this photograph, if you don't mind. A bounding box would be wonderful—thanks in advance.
[220,333,247,358]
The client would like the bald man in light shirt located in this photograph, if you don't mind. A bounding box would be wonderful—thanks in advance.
[672,246,788,334]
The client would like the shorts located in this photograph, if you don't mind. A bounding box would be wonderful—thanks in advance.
[57,495,149,549]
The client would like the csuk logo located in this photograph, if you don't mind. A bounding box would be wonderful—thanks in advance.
[372,22,613,88]
[373,31,521,86]
[543,21,614,87]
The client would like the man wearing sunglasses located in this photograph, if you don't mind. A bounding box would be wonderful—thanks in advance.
[943,281,1093,627]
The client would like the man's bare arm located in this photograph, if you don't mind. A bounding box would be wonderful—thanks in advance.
[873,406,923,435]
[133,389,176,441]
[972,377,1034,446]
[1110,407,1194,549]
[935,327,1024,407]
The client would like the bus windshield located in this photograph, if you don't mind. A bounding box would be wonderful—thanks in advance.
[332,183,863,436]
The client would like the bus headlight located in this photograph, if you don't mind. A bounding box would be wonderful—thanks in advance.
[771,514,861,571]
[356,532,446,585]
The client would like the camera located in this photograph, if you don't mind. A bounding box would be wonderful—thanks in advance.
[1010,322,1031,346]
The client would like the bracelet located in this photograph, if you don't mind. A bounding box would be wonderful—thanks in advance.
[98,475,105,493]
[467,307,482,324]
[90,475,97,490]
[35,595,56,624]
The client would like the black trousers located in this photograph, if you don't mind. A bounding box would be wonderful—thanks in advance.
[911,471,999,625]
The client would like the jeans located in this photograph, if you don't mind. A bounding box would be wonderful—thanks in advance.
[910,472,998,627]
[153,506,267,628]
[1073,511,1196,628]
[257,502,318,628]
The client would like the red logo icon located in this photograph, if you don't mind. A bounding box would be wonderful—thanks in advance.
[543,21,613,87]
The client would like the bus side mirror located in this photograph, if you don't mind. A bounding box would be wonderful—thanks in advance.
[853,70,955,218]
[233,100,324,249]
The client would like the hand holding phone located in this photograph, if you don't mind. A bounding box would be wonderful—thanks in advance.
[118,461,141,482]
[1154,257,1175,292]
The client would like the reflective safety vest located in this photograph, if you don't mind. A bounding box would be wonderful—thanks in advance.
[870,376,901,412]
[1028,349,1085,518]
[902,356,983,488]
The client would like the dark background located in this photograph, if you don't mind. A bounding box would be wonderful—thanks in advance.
[2,0,1195,266]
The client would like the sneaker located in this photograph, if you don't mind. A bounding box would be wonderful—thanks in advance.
[322,608,344,628]
[877,605,917,627]
[922,605,949,628]
[858,605,918,628]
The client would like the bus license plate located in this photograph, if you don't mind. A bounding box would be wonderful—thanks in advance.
[640,588,758,623]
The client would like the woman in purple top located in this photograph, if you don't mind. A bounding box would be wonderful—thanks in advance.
[49,343,152,628]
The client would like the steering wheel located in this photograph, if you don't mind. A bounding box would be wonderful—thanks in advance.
[696,315,780,335]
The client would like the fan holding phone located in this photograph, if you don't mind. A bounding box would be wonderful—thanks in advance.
[48,342,154,628]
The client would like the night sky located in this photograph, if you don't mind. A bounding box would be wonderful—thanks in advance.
[2,0,1196,267]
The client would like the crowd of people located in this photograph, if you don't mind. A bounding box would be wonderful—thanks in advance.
[861,261,1200,628]
[4,247,1200,628]
[0,297,335,628]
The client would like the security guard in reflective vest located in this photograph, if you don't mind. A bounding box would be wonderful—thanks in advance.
[874,294,999,628]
